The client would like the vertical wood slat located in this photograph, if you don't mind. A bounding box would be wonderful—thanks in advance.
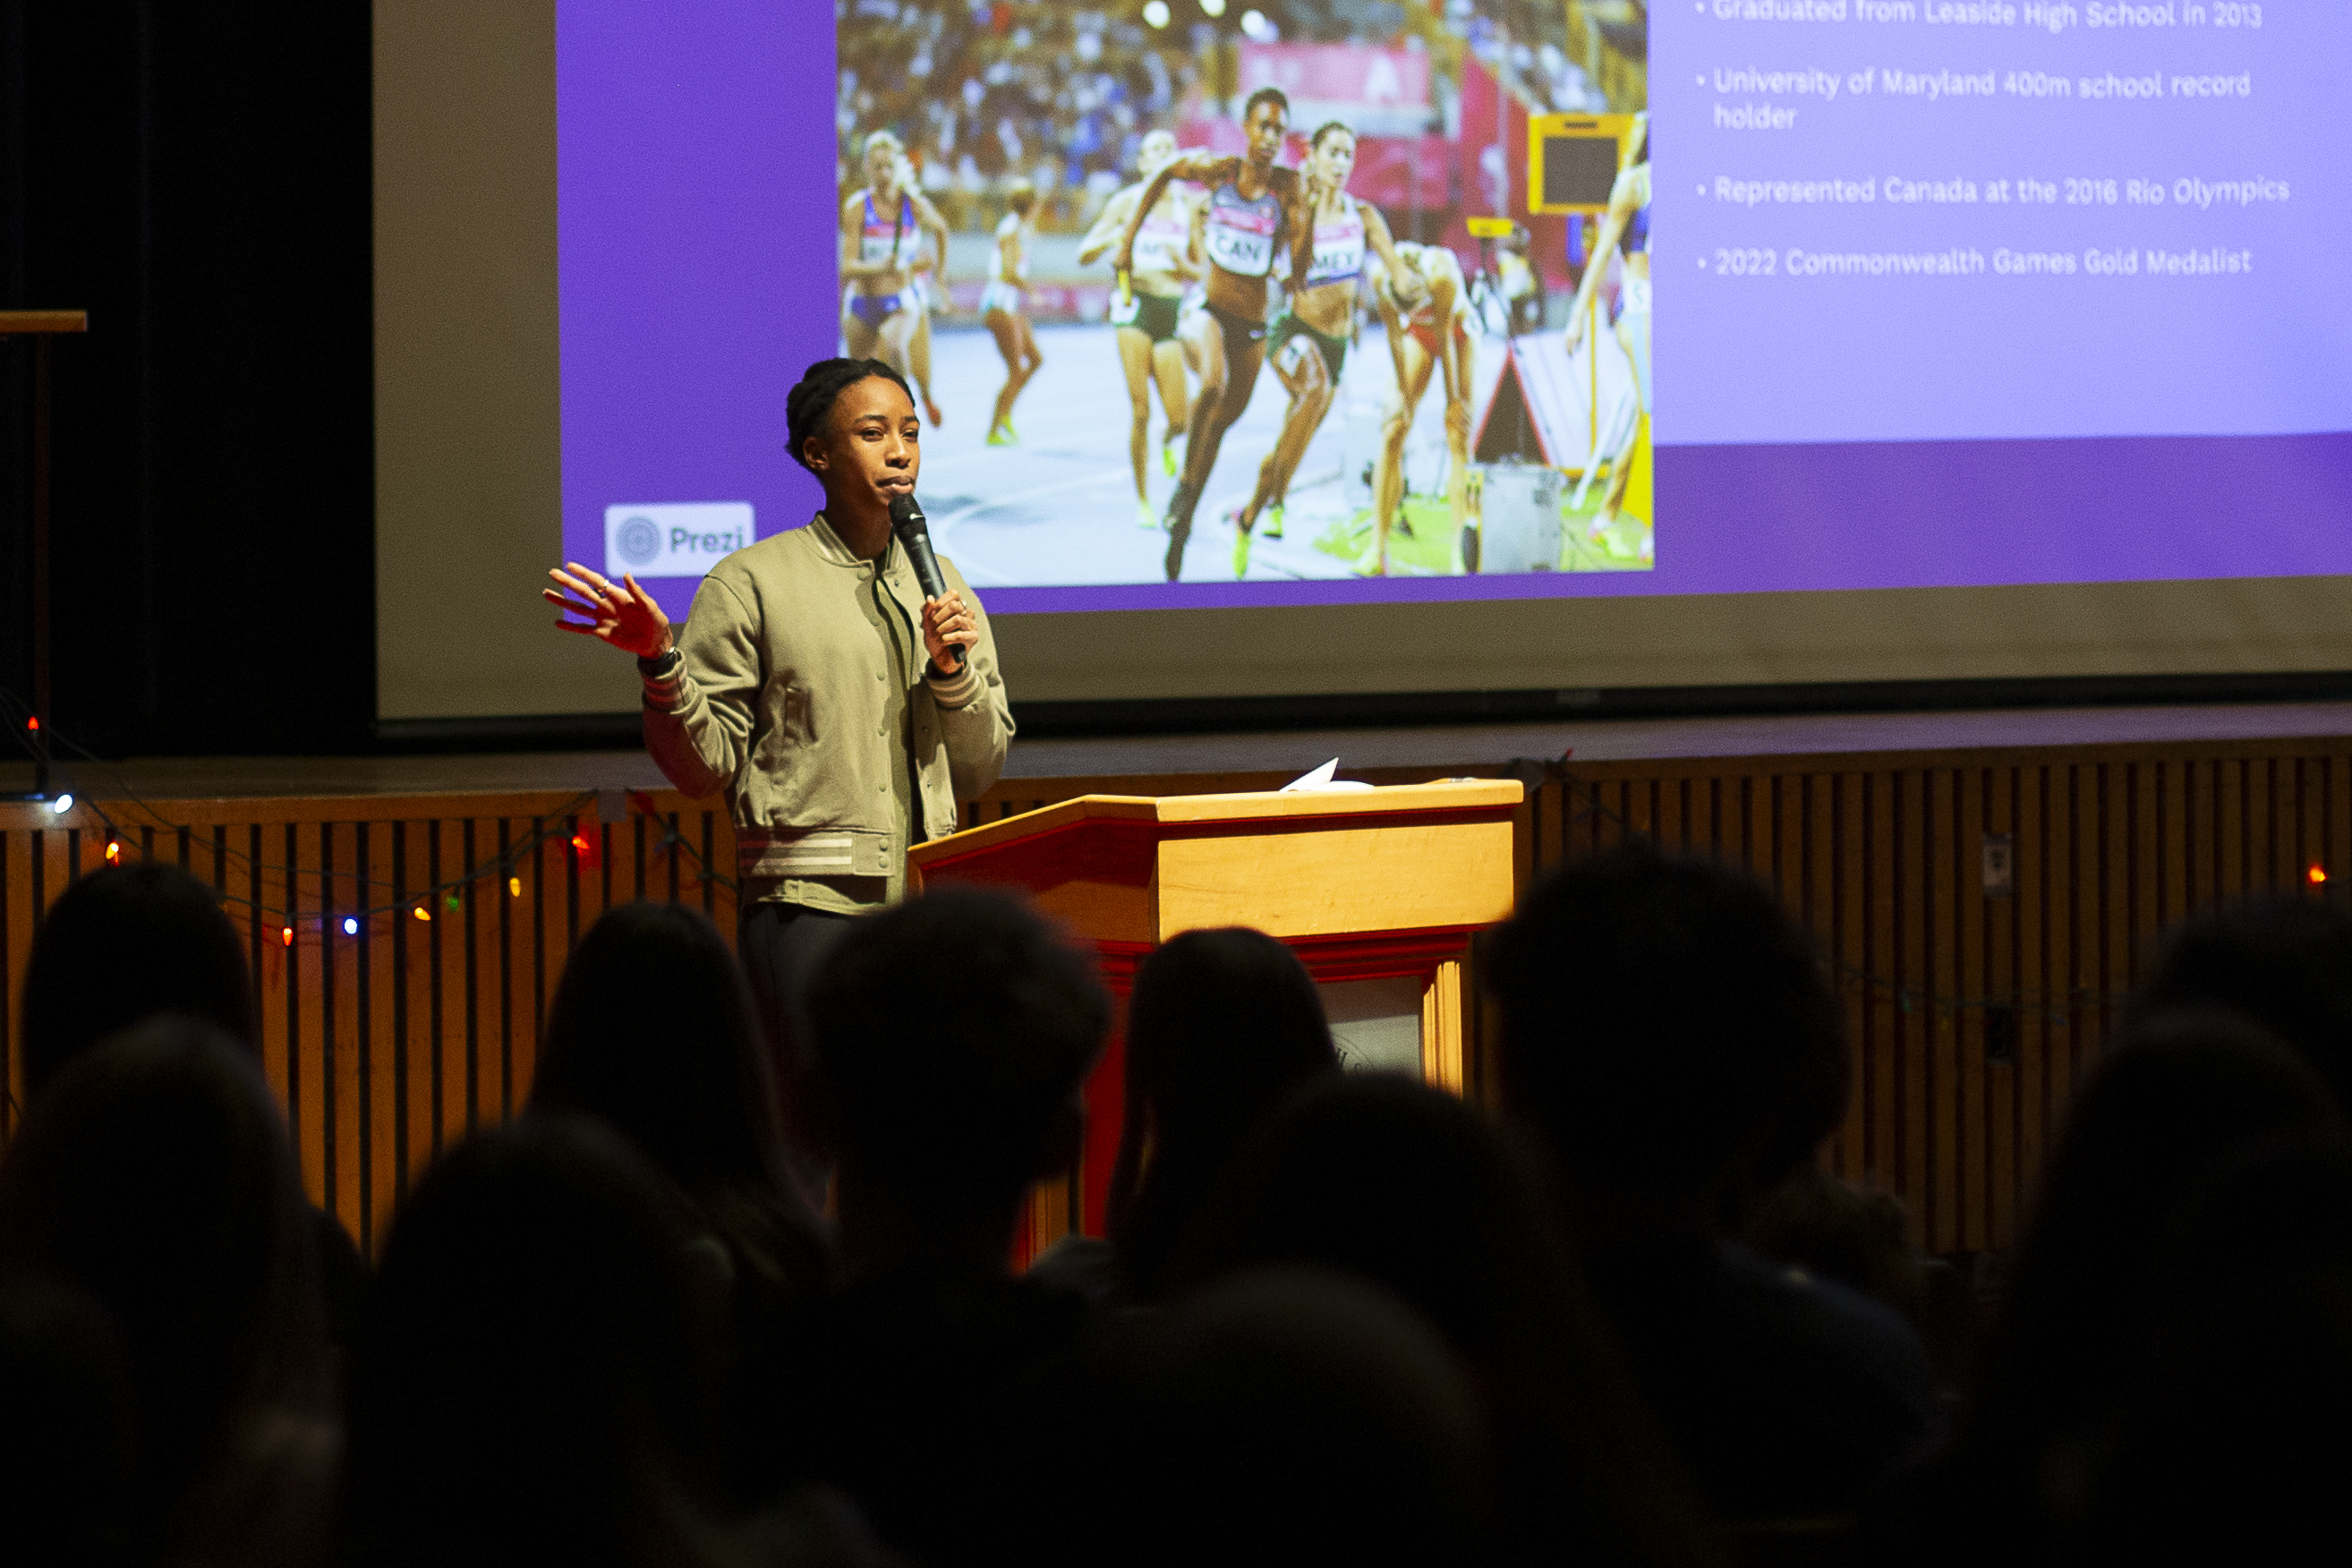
[401,822,436,1195]
[1930,769,1960,1255]
[365,822,400,1256]
[437,818,472,1160]
[470,818,500,1134]
[1895,771,1927,1240]
[503,818,535,1122]
[2,829,30,1133]
[2329,755,2350,893]
[2067,764,2101,1107]
[329,820,365,1248]
[1828,774,1865,1187]
[2101,763,2134,1085]
[259,825,294,1154]
[1957,767,1990,1257]
[1988,765,2021,1248]
[2020,764,2052,1203]
[294,823,328,1210]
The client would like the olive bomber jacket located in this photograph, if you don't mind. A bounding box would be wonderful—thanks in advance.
[639,514,1013,899]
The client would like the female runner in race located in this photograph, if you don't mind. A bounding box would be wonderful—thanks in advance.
[1078,130,1206,527]
[981,179,1043,447]
[839,130,950,426]
[1227,121,1419,579]
[1114,86,1308,581]
[1560,114,1651,561]
[1364,242,1475,577]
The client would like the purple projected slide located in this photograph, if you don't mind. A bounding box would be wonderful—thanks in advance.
[557,0,2352,620]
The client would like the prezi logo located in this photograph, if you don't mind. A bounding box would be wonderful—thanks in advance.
[601,502,754,578]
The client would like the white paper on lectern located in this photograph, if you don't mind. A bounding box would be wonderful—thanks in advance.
[1279,759,1374,794]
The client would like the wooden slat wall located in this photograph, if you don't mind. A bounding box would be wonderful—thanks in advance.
[1514,740,2351,1256]
[2,731,2347,1258]
[0,789,737,1257]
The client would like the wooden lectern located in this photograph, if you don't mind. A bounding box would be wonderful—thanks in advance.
[908,780,1524,1255]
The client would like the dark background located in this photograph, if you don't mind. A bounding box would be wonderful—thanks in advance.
[4,4,2343,766]
[1,0,373,761]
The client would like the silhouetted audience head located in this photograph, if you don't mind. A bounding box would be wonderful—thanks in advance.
[806,889,1107,1256]
[1101,1269,1502,1567]
[2131,893,2352,1108]
[1488,844,1846,1217]
[532,901,824,1298]
[1105,926,1337,1301]
[1180,1074,1589,1376]
[2078,1134,2352,1564]
[1175,1074,1715,1568]
[0,1277,139,1568]
[1742,1166,1925,1334]
[0,1017,330,1564]
[18,863,254,1100]
[343,1114,727,1568]
[1969,1010,2337,1469]
[1489,848,1937,1523]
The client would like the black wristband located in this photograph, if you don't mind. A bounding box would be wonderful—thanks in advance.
[636,646,683,679]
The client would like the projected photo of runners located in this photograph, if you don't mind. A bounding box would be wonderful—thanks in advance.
[830,0,1650,586]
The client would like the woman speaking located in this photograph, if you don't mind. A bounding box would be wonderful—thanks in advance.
[543,359,1013,1177]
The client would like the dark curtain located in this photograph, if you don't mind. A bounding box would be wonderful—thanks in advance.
[1,0,372,759]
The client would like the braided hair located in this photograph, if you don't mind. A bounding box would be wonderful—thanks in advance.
[785,358,913,472]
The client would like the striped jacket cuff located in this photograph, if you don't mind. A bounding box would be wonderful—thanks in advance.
[925,660,982,708]
[640,668,687,711]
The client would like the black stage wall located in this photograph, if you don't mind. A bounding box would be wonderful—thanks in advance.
[1,0,374,759]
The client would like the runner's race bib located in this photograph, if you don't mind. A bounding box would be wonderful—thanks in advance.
[1133,210,1189,274]
[1205,197,1278,277]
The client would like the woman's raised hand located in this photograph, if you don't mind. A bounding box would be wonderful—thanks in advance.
[544,564,674,660]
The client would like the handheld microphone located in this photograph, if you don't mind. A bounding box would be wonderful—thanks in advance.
[888,492,965,672]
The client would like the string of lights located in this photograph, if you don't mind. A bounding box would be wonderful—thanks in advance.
[3,684,737,948]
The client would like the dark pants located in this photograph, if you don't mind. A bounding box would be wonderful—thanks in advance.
[737,900,856,1204]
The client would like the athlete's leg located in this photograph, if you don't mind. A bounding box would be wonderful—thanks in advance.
[987,311,1043,437]
[1240,338,1331,533]
[873,303,920,387]
[1594,311,1647,530]
[843,307,882,363]
[1368,336,1435,575]
[1264,348,1338,517]
[1167,321,1260,580]
[1152,340,1190,443]
[1165,312,1215,479]
[1180,321,1261,497]
[1161,316,1227,545]
[984,308,1023,441]
[1115,325,1157,506]
[1441,323,1477,562]
[908,303,944,425]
